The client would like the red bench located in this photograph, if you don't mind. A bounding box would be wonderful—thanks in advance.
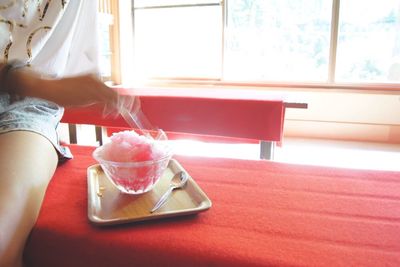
[24,144,400,267]
[28,90,400,267]
[61,88,288,159]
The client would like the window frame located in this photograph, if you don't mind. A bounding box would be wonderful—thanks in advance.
[98,0,121,85]
[129,0,400,92]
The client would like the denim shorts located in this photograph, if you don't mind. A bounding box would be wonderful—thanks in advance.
[0,93,73,162]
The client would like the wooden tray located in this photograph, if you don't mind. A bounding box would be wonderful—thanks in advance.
[87,159,212,225]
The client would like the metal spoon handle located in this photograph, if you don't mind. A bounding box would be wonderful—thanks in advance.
[151,187,174,213]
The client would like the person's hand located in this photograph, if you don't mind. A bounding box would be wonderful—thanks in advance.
[46,75,137,118]
[8,67,137,116]
[39,74,119,108]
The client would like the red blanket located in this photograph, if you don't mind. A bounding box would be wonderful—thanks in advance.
[24,145,400,267]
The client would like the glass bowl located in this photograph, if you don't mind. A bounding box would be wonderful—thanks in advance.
[93,141,172,195]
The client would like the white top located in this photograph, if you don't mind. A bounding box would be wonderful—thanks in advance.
[0,0,99,77]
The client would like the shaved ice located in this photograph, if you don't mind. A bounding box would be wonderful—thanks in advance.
[93,130,172,194]
[99,130,166,162]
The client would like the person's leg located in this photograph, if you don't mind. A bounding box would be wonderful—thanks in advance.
[0,131,58,267]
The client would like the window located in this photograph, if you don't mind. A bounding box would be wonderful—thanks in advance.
[133,0,222,79]
[224,0,332,82]
[131,0,400,87]
[336,0,400,83]
[98,0,121,84]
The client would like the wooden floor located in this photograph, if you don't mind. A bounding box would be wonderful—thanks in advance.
[274,138,400,171]
[171,137,400,171]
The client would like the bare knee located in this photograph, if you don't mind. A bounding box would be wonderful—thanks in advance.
[0,181,50,263]
[0,131,58,267]
[0,247,23,267]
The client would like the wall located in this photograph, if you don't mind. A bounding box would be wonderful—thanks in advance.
[284,91,400,143]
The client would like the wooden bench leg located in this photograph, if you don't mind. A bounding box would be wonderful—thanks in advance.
[68,124,77,144]
[95,126,103,145]
[260,141,275,160]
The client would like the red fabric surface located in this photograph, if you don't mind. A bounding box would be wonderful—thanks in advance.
[24,145,400,267]
[61,89,285,142]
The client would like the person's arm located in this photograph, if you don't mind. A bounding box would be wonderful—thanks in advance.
[0,62,118,108]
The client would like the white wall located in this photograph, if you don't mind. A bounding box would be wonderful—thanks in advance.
[284,90,400,143]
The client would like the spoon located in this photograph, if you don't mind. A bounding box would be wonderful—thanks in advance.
[121,108,168,141]
[120,108,154,139]
[150,171,189,213]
